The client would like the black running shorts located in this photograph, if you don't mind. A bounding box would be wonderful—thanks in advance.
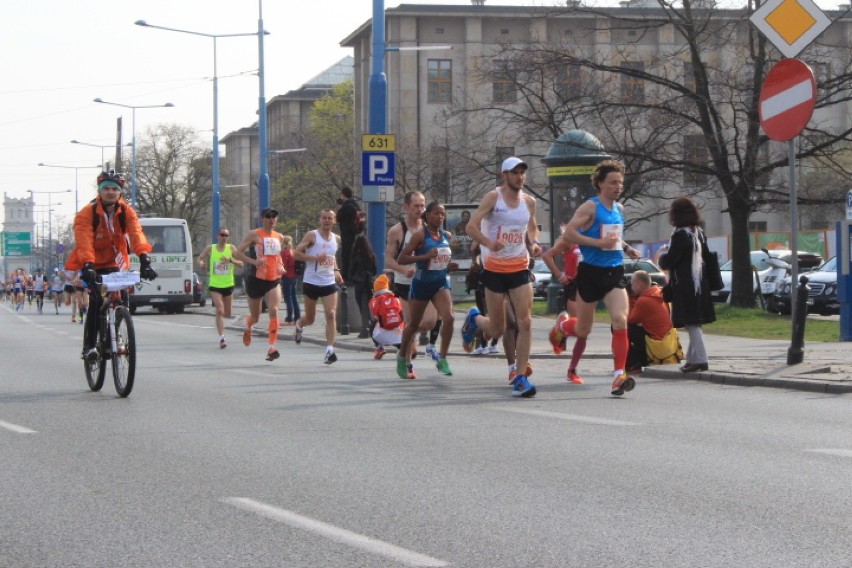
[576,262,625,303]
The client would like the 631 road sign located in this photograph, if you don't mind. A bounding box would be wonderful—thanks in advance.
[759,58,816,142]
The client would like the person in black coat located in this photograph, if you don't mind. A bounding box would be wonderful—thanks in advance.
[657,196,716,373]
[337,186,361,281]
[347,234,377,338]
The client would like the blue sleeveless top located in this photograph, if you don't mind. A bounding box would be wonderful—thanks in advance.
[415,229,452,283]
[579,197,624,268]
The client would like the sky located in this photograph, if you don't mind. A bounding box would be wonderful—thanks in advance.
[0,0,843,225]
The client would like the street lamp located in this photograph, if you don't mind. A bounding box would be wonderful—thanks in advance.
[135,20,263,244]
[93,97,174,208]
[37,163,100,211]
[256,0,270,223]
[70,139,132,171]
[28,189,69,269]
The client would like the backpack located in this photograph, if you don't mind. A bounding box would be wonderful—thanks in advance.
[91,200,127,232]
[354,209,367,234]
[371,294,403,330]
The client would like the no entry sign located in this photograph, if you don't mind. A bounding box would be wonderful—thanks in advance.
[759,58,816,142]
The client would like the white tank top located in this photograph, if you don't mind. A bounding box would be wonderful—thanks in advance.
[392,222,415,286]
[480,188,531,273]
[303,230,338,287]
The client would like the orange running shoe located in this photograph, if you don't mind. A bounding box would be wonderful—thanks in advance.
[549,311,570,355]
[611,371,636,396]
[508,363,534,382]
[566,370,584,384]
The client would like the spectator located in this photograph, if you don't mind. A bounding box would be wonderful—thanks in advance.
[453,210,471,236]
[347,233,377,338]
[279,235,301,326]
[657,196,716,373]
[626,270,677,372]
[336,186,361,279]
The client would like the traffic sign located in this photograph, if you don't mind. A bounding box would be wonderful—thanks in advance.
[749,0,830,59]
[362,152,396,186]
[759,58,816,142]
[2,231,31,257]
[362,134,396,152]
[846,189,852,220]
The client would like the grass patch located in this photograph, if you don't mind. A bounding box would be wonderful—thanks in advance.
[453,300,840,342]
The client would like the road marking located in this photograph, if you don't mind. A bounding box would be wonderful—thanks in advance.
[0,420,37,434]
[223,497,449,567]
[495,406,641,426]
[805,448,852,458]
[138,319,215,330]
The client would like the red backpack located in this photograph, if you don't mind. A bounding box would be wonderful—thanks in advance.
[370,294,403,330]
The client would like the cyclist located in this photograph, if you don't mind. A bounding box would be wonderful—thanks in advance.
[65,171,158,361]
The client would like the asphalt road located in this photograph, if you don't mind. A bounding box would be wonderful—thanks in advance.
[2,302,852,567]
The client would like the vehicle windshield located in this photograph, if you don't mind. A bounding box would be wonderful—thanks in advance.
[818,257,837,272]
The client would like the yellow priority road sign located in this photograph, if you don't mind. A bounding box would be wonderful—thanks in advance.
[749,0,831,59]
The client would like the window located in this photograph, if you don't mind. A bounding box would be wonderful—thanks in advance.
[683,61,696,93]
[556,63,582,100]
[683,134,708,185]
[493,60,516,103]
[748,221,767,232]
[427,59,452,104]
[620,61,644,104]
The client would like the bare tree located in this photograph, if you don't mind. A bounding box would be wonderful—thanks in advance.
[440,1,852,306]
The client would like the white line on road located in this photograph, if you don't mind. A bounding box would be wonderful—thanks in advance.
[0,420,37,434]
[495,406,641,426]
[223,497,449,567]
[805,449,852,458]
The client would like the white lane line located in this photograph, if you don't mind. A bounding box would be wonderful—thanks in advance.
[140,319,215,330]
[0,420,37,434]
[495,406,641,426]
[805,449,852,458]
[223,497,449,567]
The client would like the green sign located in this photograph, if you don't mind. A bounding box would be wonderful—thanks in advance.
[2,231,31,257]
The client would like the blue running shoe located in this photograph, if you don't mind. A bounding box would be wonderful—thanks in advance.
[511,374,536,398]
[461,307,480,353]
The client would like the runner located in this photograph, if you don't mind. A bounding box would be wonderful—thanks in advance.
[554,159,641,396]
[384,191,439,361]
[12,269,25,311]
[198,227,243,349]
[463,157,542,398]
[233,208,287,361]
[395,201,457,379]
[293,209,344,365]
[50,268,64,314]
[32,269,47,314]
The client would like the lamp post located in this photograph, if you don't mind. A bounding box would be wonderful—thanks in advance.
[368,0,390,270]
[256,0,270,224]
[70,139,132,171]
[93,98,174,208]
[28,190,68,268]
[135,20,262,244]
[37,163,100,211]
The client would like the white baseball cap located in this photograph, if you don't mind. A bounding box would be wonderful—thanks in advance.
[501,156,528,172]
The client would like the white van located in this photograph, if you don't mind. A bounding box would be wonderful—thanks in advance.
[129,217,194,314]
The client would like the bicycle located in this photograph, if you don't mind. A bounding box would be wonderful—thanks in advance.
[83,271,140,397]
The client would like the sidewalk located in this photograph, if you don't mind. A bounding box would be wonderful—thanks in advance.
[212,297,852,395]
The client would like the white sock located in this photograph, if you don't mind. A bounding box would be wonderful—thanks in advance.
[219,335,225,341]
[326,346,334,354]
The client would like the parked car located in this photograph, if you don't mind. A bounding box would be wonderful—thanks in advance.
[192,272,207,307]
[623,258,667,287]
[713,249,822,303]
[532,260,553,298]
[771,256,838,316]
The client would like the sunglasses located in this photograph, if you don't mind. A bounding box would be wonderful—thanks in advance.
[219,233,229,237]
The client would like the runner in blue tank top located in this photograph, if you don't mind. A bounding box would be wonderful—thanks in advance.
[556,160,642,397]
[396,202,458,379]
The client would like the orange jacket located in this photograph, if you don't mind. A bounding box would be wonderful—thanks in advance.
[66,197,152,271]
[627,285,673,341]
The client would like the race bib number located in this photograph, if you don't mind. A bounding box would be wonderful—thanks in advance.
[495,225,526,257]
[317,255,335,275]
[261,237,281,256]
[428,247,452,271]
[600,223,623,251]
[214,260,231,275]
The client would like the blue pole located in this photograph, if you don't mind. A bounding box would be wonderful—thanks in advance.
[131,107,137,208]
[211,37,221,244]
[368,0,388,270]
[256,0,270,225]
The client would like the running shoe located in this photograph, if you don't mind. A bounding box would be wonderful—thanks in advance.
[406,363,416,379]
[487,344,499,354]
[611,372,636,396]
[472,346,488,355]
[243,316,252,346]
[508,363,534,383]
[220,338,227,349]
[566,370,584,384]
[510,374,536,398]
[82,347,99,363]
[71,316,76,323]
[549,311,570,355]
[425,344,440,361]
[435,358,452,376]
[374,346,387,360]
[266,349,280,361]
[461,307,480,353]
[324,351,338,365]
[294,325,303,345]
[396,355,408,380]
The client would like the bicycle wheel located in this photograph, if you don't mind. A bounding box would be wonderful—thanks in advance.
[112,305,136,397]
[83,320,106,391]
